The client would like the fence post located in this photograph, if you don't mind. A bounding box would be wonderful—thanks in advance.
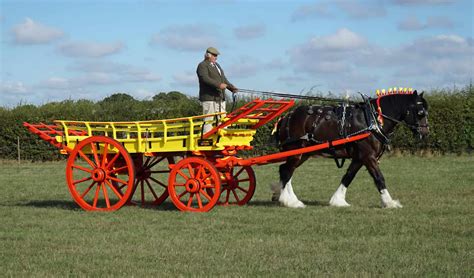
[17,136,20,165]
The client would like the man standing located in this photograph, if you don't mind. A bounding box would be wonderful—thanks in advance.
[196,47,237,133]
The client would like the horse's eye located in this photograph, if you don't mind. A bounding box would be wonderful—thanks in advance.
[418,110,425,116]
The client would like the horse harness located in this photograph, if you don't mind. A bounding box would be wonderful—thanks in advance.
[280,98,391,167]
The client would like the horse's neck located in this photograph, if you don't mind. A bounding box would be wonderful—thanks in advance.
[376,95,409,135]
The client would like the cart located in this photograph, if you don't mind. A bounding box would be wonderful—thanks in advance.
[24,98,370,212]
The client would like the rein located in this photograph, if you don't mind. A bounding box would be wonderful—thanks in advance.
[237,88,356,104]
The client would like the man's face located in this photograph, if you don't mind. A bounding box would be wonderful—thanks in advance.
[209,53,218,63]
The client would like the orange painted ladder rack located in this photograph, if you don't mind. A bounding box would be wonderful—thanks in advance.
[202,98,294,139]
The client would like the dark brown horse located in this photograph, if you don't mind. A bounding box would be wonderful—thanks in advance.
[272,91,429,208]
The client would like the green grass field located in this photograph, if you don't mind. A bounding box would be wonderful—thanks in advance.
[1,155,473,276]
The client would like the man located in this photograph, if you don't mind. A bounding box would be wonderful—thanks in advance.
[196,46,237,133]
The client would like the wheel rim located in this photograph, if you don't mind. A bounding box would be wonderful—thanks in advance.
[168,157,220,212]
[66,136,135,211]
[129,154,174,206]
[216,166,256,206]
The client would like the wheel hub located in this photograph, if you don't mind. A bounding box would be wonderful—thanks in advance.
[91,168,106,182]
[136,168,151,180]
[185,179,201,193]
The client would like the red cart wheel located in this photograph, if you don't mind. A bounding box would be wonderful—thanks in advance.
[218,166,256,206]
[130,154,174,206]
[66,136,135,211]
[168,157,221,212]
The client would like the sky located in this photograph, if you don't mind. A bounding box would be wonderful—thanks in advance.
[0,0,473,107]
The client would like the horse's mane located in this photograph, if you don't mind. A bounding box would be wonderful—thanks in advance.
[375,87,414,97]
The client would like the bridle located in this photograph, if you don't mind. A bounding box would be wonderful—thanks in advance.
[375,98,429,135]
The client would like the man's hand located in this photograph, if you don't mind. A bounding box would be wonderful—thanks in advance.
[219,83,227,90]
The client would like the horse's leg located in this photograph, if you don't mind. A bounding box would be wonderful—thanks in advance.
[365,159,403,208]
[329,159,363,207]
[277,155,306,208]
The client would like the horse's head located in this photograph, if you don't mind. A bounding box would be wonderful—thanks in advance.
[404,91,429,139]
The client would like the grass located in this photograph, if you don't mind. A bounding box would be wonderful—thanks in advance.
[0,155,473,276]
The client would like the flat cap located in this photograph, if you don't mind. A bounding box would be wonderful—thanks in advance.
[206,47,220,55]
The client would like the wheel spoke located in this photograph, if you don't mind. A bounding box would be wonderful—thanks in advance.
[140,180,145,204]
[196,193,203,209]
[187,193,194,207]
[234,167,245,177]
[92,183,101,208]
[78,150,96,168]
[102,182,110,208]
[105,180,123,199]
[199,189,212,201]
[236,178,250,183]
[143,156,151,168]
[72,164,93,173]
[149,176,167,188]
[108,165,129,174]
[149,170,170,174]
[147,156,166,169]
[73,176,93,185]
[176,169,190,181]
[178,190,188,199]
[101,143,109,168]
[236,185,249,193]
[232,189,240,203]
[108,175,128,185]
[195,166,204,179]
[81,181,97,198]
[145,179,160,200]
[225,189,230,203]
[187,164,195,178]
[201,171,212,182]
[90,142,101,166]
[106,152,121,170]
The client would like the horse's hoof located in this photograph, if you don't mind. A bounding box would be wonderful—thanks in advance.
[382,200,403,208]
[329,196,351,207]
[329,200,351,207]
[280,199,306,208]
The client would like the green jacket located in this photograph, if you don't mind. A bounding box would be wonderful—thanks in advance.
[196,60,235,101]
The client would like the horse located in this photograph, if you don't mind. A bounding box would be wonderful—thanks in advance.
[271,90,429,208]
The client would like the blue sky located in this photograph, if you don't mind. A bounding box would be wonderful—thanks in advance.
[1,0,473,107]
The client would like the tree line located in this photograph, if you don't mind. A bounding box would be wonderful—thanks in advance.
[0,86,472,161]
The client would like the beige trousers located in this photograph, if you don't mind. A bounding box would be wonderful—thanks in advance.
[202,100,226,133]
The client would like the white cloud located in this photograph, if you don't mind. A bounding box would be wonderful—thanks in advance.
[150,24,220,51]
[277,75,307,86]
[288,28,473,93]
[0,81,29,95]
[335,0,386,19]
[227,57,262,78]
[39,77,71,90]
[265,58,287,70]
[68,60,161,83]
[172,72,198,87]
[289,28,369,75]
[233,24,266,40]
[392,0,455,5]
[11,18,64,44]
[308,28,367,51]
[58,41,124,58]
[398,16,454,31]
[291,2,331,21]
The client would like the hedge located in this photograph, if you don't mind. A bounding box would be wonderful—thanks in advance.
[0,87,472,161]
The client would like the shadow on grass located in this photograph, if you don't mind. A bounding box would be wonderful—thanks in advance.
[19,200,81,210]
[9,199,329,212]
[248,199,328,207]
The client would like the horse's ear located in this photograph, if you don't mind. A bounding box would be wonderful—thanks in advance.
[413,90,418,96]
[420,91,424,97]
